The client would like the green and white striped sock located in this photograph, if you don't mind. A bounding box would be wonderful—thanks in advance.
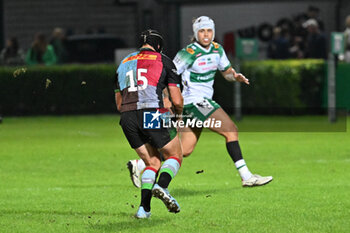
[235,159,253,181]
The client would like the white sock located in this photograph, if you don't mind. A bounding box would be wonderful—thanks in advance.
[137,159,146,171]
[235,159,253,181]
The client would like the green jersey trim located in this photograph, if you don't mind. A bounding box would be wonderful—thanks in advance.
[222,64,231,72]
[191,42,224,56]
[175,42,227,70]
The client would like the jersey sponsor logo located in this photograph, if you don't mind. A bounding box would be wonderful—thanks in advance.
[122,54,157,63]
[207,57,213,64]
[186,48,195,54]
[196,74,214,81]
[190,72,216,82]
[202,65,217,71]
[212,42,219,49]
[174,56,181,64]
[198,62,206,66]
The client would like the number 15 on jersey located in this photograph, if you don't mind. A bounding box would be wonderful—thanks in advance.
[127,68,148,92]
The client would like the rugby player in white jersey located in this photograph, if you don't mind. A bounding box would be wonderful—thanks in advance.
[127,16,273,188]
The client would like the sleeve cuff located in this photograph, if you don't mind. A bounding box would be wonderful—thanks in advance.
[114,89,120,93]
[168,83,180,87]
[221,64,232,72]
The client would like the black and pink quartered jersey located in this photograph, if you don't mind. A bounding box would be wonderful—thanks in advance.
[116,48,181,113]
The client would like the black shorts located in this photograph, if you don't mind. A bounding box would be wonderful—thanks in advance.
[120,109,177,149]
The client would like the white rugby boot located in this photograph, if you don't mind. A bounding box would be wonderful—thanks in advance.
[242,174,273,187]
[127,160,142,188]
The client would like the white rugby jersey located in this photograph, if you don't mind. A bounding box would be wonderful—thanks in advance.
[173,42,231,105]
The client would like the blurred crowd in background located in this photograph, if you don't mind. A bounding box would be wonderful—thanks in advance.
[1,6,350,66]
[267,6,350,61]
[0,28,68,66]
[267,6,327,59]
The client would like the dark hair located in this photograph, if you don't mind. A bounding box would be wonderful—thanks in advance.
[139,29,164,52]
[31,33,48,62]
[4,37,19,58]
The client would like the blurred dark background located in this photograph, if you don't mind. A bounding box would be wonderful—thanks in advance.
[0,0,349,116]
[0,0,349,60]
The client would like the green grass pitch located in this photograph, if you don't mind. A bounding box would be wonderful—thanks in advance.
[0,115,349,233]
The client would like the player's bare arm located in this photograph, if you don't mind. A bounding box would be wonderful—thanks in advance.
[162,88,172,110]
[221,67,250,85]
[168,85,183,117]
[115,92,122,111]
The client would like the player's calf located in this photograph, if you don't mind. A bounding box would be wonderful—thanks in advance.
[136,166,158,217]
[152,156,182,213]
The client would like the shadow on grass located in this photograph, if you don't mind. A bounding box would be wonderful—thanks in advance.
[171,188,218,197]
[60,184,120,189]
[171,187,239,197]
[0,209,124,217]
[88,215,172,232]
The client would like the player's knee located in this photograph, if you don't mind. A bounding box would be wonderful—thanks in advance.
[183,147,194,157]
[221,130,238,142]
[227,123,238,136]
[162,147,183,160]
[231,129,239,138]
[229,122,238,132]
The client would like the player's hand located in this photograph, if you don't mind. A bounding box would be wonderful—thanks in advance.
[234,73,250,85]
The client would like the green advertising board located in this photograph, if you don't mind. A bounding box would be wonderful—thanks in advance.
[236,38,258,59]
[331,32,345,55]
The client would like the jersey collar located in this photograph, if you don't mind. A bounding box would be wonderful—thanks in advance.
[194,42,213,53]
[140,48,156,52]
